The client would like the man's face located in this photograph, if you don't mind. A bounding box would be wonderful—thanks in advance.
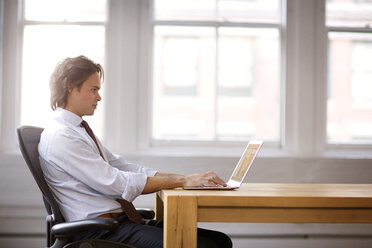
[65,72,102,117]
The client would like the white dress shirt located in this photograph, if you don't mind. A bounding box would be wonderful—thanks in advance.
[38,108,157,221]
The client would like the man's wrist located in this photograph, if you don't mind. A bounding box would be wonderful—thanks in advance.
[178,175,187,187]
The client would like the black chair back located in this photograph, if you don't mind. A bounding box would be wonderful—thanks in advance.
[16,125,65,245]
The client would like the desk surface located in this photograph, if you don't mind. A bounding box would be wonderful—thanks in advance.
[159,183,372,208]
[156,183,372,248]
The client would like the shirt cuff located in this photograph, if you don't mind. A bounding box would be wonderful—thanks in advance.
[140,166,158,177]
[120,172,148,202]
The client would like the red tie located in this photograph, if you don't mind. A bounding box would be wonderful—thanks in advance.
[81,120,143,224]
[81,121,105,159]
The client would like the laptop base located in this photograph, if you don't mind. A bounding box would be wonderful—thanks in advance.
[183,186,238,190]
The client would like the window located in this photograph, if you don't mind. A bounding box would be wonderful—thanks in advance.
[20,0,107,138]
[327,0,372,143]
[152,0,281,142]
[3,0,371,155]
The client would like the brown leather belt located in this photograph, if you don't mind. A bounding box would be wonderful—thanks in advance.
[98,212,125,218]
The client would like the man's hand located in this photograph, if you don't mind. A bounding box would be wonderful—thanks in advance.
[142,171,227,194]
[184,171,227,187]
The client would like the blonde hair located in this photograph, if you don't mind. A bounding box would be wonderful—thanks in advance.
[49,55,104,110]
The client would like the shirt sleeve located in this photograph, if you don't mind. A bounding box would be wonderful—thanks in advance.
[103,146,158,177]
[46,129,147,202]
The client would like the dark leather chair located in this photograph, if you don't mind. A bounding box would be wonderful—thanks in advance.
[17,125,155,248]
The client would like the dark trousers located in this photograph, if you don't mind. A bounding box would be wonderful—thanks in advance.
[73,215,232,248]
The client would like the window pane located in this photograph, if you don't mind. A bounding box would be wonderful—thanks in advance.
[21,25,105,138]
[152,26,280,141]
[217,27,280,140]
[25,0,106,22]
[326,0,372,27]
[154,0,280,23]
[327,32,372,143]
[153,26,215,139]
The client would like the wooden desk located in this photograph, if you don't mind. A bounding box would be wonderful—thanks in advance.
[155,183,372,248]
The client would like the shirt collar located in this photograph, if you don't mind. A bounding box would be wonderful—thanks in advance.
[54,107,83,127]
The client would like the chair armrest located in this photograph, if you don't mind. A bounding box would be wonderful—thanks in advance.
[136,208,155,219]
[51,218,119,238]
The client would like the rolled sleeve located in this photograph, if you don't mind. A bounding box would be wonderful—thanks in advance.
[140,166,158,177]
[121,172,148,202]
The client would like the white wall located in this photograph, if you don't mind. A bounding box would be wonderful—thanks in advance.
[1,153,372,248]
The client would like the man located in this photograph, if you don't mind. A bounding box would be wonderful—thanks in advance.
[39,55,232,248]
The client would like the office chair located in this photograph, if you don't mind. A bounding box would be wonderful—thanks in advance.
[17,125,155,248]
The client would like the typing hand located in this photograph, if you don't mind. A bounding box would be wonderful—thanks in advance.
[184,171,227,187]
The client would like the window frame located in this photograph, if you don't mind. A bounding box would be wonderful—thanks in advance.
[139,0,283,153]
[1,0,23,152]
[0,0,3,144]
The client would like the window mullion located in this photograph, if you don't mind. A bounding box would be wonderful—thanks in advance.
[23,20,105,26]
[106,0,141,154]
[152,20,280,29]
[328,26,372,33]
[284,0,323,155]
[138,0,153,153]
[1,0,22,152]
[314,0,327,154]
[0,0,3,150]
[282,0,297,153]
[214,26,218,140]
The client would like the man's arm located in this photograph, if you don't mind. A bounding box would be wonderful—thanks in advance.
[141,171,227,194]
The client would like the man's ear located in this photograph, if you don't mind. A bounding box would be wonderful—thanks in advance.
[67,84,74,94]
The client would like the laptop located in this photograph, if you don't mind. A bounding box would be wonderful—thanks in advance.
[183,140,263,190]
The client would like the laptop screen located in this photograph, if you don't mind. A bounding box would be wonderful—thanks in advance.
[230,141,262,182]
